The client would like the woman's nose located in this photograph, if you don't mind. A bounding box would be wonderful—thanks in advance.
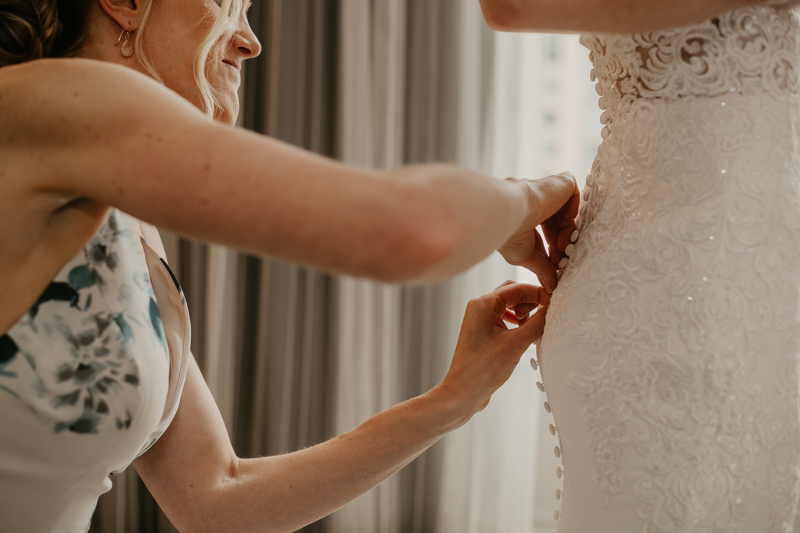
[233,20,262,59]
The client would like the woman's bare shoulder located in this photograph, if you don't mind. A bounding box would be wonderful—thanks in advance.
[1,56,124,79]
[0,58,142,108]
[0,58,200,144]
[0,57,171,95]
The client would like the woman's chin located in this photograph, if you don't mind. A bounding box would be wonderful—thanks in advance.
[215,102,239,126]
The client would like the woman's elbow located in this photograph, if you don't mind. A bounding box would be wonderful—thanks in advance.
[378,211,458,285]
[414,220,458,280]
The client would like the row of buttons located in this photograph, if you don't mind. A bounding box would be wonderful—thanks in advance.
[531,357,565,531]
[531,66,602,531]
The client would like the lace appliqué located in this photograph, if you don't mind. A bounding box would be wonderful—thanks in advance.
[545,6,800,532]
[583,7,800,112]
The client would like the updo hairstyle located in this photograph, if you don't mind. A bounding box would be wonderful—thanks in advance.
[0,0,93,67]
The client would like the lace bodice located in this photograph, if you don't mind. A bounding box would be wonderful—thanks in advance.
[538,6,800,533]
[584,7,800,104]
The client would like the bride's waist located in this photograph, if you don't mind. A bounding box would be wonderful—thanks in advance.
[577,153,800,255]
[597,73,800,107]
[599,87,800,129]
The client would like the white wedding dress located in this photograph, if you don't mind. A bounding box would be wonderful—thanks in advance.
[539,5,800,532]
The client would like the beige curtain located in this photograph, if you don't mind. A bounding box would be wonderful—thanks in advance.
[90,2,546,532]
[330,2,546,533]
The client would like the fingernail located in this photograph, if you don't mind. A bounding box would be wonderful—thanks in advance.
[565,243,576,256]
[570,230,580,243]
[558,257,568,269]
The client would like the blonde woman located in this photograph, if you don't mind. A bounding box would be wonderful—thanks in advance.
[0,0,579,531]
[480,0,800,531]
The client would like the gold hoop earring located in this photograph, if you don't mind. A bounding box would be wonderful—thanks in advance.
[116,29,134,58]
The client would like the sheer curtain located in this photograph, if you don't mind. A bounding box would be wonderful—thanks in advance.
[90,2,548,532]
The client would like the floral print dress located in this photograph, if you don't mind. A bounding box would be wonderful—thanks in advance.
[0,209,190,532]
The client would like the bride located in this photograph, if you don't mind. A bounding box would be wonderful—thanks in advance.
[480,0,800,531]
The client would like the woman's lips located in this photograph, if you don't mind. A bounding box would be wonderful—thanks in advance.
[222,59,240,73]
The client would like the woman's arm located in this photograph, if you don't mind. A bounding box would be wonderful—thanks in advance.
[134,282,549,533]
[1,58,575,286]
[479,0,775,33]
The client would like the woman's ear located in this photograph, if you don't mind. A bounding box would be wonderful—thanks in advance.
[96,0,141,31]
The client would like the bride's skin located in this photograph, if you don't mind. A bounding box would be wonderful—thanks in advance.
[0,0,578,530]
[479,0,800,33]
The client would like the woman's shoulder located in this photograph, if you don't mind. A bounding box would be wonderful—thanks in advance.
[0,57,148,89]
[1,59,128,142]
[0,58,199,140]
[0,57,133,102]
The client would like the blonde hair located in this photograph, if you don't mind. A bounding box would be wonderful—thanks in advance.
[132,0,244,118]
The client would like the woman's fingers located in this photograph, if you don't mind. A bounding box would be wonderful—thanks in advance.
[503,303,541,326]
[500,172,578,288]
[503,309,522,325]
[515,302,540,318]
[488,282,550,315]
[516,239,558,293]
[502,306,549,345]
[540,173,580,263]
[514,305,548,344]
[527,172,579,226]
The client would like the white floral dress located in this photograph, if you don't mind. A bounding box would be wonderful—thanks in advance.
[0,209,190,532]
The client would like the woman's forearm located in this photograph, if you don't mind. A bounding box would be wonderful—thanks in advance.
[209,387,471,533]
[380,164,529,283]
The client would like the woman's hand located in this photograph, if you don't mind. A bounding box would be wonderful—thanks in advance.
[437,281,550,415]
[498,172,580,292]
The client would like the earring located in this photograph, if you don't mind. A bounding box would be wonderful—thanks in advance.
[116,29,134,58]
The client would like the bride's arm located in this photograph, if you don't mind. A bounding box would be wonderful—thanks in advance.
[479,0,779,34]
[4,58,574,285]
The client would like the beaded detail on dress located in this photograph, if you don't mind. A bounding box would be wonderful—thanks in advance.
[540,6,800,532]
